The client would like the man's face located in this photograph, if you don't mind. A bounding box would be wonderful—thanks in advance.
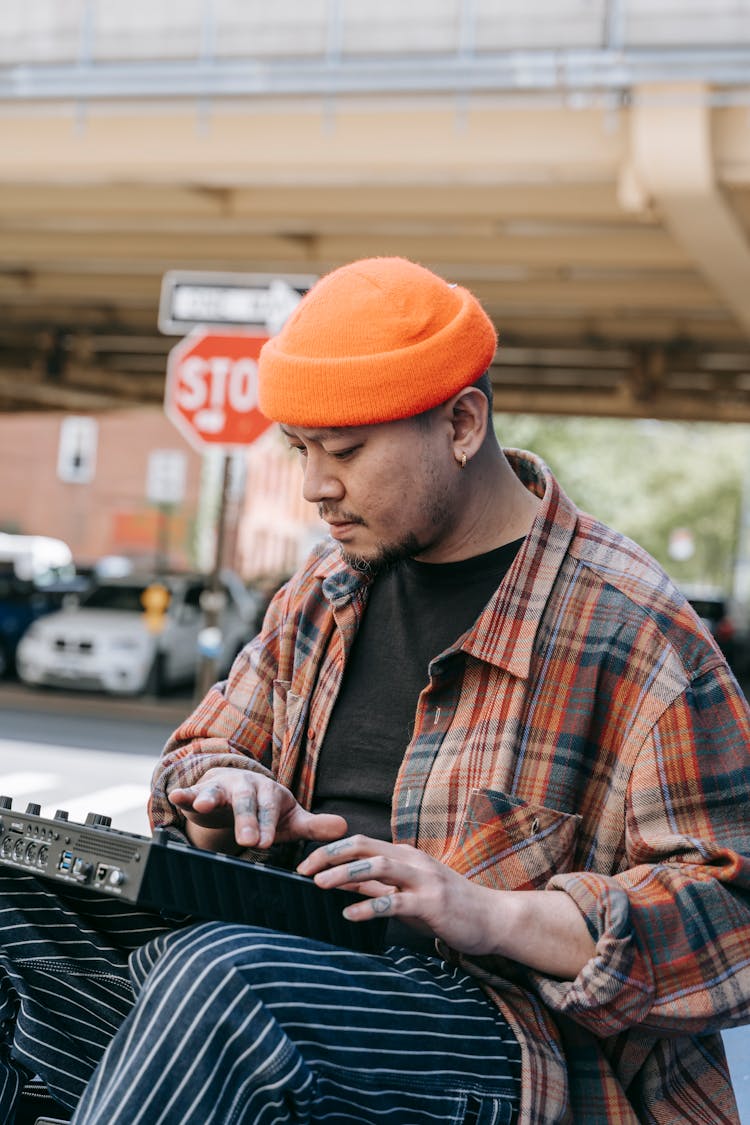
[280,416,456,572]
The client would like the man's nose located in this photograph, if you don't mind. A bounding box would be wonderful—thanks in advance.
[301,455,344,504]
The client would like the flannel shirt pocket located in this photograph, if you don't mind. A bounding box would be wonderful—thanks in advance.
[445,789,582,891]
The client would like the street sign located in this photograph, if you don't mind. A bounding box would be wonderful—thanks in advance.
[146,449,187,506]
[158,270,317,336]
[57,415,98,484]
[164,328,273,452]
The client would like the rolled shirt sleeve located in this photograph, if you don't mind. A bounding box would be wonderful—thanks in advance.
[148,589,287,831]
[533,665,750,1038]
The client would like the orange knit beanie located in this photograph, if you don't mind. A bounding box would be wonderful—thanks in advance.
[257,257,497,426]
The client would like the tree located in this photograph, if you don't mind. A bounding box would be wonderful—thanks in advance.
[496,414,749,594]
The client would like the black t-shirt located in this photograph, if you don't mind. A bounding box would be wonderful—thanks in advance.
[311,539,525,838]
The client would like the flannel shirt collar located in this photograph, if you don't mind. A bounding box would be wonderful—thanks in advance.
[318,557,370,606]
[314,448,577,681]
[462,449,578,679]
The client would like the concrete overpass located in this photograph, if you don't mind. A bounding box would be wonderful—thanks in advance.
[1,0,750,421]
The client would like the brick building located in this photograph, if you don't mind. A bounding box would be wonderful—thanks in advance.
[0,408,323,581]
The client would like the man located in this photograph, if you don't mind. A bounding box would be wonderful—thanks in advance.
[2,257,749,1125]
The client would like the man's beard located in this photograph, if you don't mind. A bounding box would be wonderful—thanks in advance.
[323,484,447,577]
[339,531,423,577]
[317,506,421,576]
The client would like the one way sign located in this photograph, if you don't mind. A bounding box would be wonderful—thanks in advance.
[158,270,318,336]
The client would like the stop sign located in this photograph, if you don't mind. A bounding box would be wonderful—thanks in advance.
[164,328,273,451]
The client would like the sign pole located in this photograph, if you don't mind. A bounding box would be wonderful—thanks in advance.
[160,270,317,701]
[154,503,170,575]
[146,449,187,575]
[195,454,232,700]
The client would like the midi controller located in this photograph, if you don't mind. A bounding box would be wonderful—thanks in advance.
[0,796,386,954]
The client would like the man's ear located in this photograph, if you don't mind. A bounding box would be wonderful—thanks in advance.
[447,386,489,461]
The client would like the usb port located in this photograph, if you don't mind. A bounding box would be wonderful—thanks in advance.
[58,850,73,872]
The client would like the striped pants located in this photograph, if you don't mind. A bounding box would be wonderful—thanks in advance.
[0,869,521,1124]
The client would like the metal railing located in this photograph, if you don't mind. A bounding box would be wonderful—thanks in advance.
[0,0,749,105]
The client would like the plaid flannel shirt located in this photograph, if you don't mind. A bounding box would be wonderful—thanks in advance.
[151,449,750,1125]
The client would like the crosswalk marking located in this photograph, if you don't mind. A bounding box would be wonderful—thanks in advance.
[40,784,150,827]
[0,739,153,835]
[0,771,60,798]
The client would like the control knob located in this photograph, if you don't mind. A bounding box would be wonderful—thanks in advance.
[73,858,94,882]
[85,813,112,828]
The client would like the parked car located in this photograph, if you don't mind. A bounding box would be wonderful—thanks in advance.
[0,534,87,678]
[0,531,74,582]
[0,569,55,678]
[16,570,262,696]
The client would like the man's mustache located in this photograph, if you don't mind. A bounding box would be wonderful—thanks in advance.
[318,507,366,526]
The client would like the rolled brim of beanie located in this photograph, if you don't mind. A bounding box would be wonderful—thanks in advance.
[257,280,497,427]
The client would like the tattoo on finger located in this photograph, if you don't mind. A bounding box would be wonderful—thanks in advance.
[235,796,257,816]
[325,839,354,856]
[371,896,392,915]
[347,859,372,878]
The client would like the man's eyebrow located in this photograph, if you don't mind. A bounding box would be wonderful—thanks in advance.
[279,426,358,440]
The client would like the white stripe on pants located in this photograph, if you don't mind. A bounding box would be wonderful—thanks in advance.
[0,868,173,1118]
[74,922,521,1124]
[0,870,521,1124]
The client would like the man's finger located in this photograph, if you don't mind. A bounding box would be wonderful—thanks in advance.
[343,893,396,921]
[233,782,281,847]
[190,784,227,810]
[167,786,196,807]
[298,812,348,841]
[233,791,257,819]
[337,878,396,897]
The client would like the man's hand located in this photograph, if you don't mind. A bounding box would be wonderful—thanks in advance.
[169,767,347,853]
[298,835,596,979]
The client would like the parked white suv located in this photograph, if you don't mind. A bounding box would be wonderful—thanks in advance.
[16,570,262,696]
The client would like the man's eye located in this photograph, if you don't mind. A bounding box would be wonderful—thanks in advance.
[329,447,358,460]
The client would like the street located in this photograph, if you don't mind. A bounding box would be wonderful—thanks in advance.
[0,681,747,1118]
[0,682,185,835]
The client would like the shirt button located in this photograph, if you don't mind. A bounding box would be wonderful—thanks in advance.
[307,728,315,743]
